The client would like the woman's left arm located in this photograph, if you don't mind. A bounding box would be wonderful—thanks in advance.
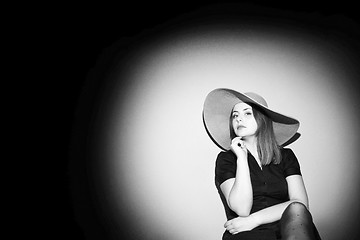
[225,175,308,234]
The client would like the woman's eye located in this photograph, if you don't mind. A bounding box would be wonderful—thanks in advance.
[232,114,238,119]
[245,112,252,116]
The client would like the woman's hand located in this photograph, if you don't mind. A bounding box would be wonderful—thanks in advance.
[230,137,248,160]
[224,215,258,235]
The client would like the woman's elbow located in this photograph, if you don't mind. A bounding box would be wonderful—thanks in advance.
[228,200,252,216]
[232,206,251,217]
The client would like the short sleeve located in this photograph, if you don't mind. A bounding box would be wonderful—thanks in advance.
[282,148,302,178]
[215,151,237,186]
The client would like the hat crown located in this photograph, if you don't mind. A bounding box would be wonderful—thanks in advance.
[244,92,268,107]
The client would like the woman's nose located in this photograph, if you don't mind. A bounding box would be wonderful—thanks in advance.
[235,116,242,122]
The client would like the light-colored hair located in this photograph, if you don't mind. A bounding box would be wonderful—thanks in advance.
[230,104,282,165]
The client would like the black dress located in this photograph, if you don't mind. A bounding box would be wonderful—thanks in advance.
[215,148,303,240]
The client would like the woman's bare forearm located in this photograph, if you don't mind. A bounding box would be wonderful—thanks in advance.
[251,201,293,227]
[228,158,253,216]
[250,198,308,227]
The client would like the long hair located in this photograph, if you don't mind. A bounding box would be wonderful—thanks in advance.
[229,104,282,165]
[253,106,282,165]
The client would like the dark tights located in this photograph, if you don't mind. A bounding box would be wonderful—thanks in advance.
[280,202,321,240]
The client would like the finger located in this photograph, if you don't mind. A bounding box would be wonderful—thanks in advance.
[231,138,242,147]
[224,221,231,228]
[237,141,245,149]
[233,137,245,144]
[231,138,239,145]
[226,224,235,232]
[229,229,237,235]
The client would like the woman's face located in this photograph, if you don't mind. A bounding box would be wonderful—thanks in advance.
[231,102,258,139]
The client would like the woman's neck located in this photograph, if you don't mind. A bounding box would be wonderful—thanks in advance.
[243,136,260,162]
[243,135,257,149]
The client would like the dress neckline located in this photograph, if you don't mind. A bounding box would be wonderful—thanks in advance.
[248,151,263,171]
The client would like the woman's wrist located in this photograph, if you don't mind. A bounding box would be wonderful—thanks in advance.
[249,212,261,228]
[236,155,248,163]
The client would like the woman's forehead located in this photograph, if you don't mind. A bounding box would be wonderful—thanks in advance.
[233,102,252,111]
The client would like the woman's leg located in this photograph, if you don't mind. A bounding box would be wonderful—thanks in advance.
[280,202,321,240]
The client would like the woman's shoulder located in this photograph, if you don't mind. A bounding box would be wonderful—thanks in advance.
[216,150,236,164]
[279,147,300,165]
[279,147,302,175]
[280,147,296,157]
[217,150,236,158]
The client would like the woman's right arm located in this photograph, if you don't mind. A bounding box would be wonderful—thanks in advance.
[220,138,253,217]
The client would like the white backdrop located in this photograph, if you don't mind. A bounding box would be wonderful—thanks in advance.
[96,25,360,240]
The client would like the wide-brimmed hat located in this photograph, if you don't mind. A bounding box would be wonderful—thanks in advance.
[203,88,300,150]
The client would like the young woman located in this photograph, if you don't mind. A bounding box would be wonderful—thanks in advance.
[203,88,321,240]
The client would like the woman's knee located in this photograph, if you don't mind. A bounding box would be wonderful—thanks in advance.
[280,202,319,239]
[282,202,312,221]
[287,201,308,212]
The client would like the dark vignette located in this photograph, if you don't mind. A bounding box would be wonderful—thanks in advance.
[64,3,360,240]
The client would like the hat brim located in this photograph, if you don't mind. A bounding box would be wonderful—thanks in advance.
[203,88,300,150]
